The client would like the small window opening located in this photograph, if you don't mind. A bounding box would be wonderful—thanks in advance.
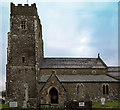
[39,32,40,38]
[22,57,25,63]
[21,21,26,29]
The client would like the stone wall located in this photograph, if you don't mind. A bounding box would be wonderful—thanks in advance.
[6,66,36,98]
[38,81,119,106]
[10,16,35,35]
[63,83,119,101]
[6,3,44,107]
[7,34,36,65]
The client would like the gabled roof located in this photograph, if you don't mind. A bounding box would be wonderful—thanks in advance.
[40,57,107,69]
[38,75,118,83]
[39,73,66,92]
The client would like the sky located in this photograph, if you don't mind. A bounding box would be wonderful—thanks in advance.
[0,0,119,91]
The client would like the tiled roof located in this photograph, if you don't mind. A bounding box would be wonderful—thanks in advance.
[108,67,120,72]
[40,58,106,69]
[107,72,120,80]
[39,75,50,82]
[38,75,118,83]
[57,75,118,82]
[107,67,120,80]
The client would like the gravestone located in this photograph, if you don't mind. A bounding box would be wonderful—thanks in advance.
[22,100,27,108]
[64,100,92,110]
[101,97,105,105]
[9,102,18,107]
[79,101,85,107]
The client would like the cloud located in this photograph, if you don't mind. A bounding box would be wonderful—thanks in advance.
[39,2,118,65]
[0,8,4,91]
[71,30,97,57]
[0,33,6,91]
[46,29,97,57]
[0,74,5,91]
[38,3,98,57]
[0,3,8,92]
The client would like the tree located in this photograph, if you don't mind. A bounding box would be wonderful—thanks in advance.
[2,91,6,97]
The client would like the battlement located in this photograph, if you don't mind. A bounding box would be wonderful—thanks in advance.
[11,2,38,16]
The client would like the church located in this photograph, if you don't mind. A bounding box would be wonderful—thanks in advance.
[6,3,119,107]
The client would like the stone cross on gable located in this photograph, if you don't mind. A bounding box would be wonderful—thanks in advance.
[27,0,28,4]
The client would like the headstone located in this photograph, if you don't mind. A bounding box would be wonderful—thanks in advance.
[101,97,105,105]
[79,102,85,107]
[22,100,27,108]
[9,102,18,107]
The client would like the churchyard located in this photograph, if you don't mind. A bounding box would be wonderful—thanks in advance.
[0,100,120,109]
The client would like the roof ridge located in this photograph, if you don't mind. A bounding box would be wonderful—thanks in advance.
[43,57,97,59]
[108,66,120,68]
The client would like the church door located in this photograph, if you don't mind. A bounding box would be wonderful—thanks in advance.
[49,87,58,104]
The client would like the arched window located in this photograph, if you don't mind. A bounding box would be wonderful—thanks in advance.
[76,84,84,98]
[106,85,109,95]
[103,85,106,95]
[80,85,84,96]
[102,84,109,95]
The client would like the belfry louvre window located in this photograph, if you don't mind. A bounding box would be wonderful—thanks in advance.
[102,84,109,95]
[21,21,26,29]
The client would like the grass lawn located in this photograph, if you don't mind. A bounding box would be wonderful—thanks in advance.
[0,103,9,108]
[92,100,120,108]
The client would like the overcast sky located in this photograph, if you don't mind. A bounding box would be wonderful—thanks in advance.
[0,0,119,91]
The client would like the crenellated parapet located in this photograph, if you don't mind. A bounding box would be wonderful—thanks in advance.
[11,2,38,16]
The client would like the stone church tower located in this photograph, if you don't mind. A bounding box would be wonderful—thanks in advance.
[6,2,119,108]
[6,3,43,105]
